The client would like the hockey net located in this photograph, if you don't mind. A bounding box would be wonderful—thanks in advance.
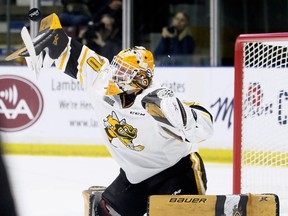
[234,33,288,215]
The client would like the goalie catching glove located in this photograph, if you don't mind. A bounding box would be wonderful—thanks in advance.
[5,13,69,75]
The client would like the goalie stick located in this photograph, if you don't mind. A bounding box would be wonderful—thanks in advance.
[20,26,41,80]
[5,27,42,80]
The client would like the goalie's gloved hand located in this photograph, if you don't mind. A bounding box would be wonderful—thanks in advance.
[24,14,69,75]
[142,88,197,141]
[21,13,69,60]
[25,50,56,76]
[159,96,188,130]
[20,26,69,60]
[5,13,69,77]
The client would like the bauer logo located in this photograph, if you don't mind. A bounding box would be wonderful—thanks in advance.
[0,75,44,132]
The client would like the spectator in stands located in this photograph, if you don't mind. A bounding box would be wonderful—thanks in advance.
[78,13,122,61]
[91,0,122,26]
[154,11,195,66]
[90,0,122,42]
[58,0,94,38]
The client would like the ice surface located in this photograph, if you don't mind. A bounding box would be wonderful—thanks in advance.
[4,155,233,216]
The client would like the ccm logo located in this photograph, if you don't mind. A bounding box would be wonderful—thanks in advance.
[0,75,44,132]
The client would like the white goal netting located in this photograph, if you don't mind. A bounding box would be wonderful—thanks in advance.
[235,35,288,215]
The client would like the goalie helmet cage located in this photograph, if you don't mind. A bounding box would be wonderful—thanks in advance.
[233,32,288,215]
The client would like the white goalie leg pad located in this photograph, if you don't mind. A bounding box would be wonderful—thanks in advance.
[82,186,106,216]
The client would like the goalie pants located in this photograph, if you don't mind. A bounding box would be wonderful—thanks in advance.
[101,152,207,216]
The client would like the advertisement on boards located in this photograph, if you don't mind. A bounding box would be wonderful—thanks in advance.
[0,66,234,158]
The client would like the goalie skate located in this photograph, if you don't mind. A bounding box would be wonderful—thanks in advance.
[83,186,106,216]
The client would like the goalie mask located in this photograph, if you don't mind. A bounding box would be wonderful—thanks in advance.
[105,46,154,95]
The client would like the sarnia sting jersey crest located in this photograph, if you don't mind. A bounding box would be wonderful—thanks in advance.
[103,111,144,151]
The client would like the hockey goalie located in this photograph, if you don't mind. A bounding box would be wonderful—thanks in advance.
[6,13,214,216]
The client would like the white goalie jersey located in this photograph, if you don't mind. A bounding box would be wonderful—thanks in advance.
[54,39,213,183]
[6,11,213,183]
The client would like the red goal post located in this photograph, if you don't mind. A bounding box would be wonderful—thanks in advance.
[234,33,288,215]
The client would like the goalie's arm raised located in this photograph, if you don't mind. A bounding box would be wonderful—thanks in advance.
[55,37,110,89]
[5,13,110,89]
[141,88,213,143]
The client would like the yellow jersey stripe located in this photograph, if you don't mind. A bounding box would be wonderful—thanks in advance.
[58,47,69,70]
[190,153,206,195]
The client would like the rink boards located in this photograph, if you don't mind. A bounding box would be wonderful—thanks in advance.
[0,66,233,163]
